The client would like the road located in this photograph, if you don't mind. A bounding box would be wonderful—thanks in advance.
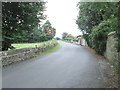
[2,41,105,88]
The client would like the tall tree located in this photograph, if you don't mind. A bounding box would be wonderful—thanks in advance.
[76,2,118,47]
[2,2,46,51]
[76,2,119,54]
[76,2,117,34]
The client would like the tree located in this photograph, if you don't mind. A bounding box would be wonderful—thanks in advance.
[76,2,119,54]
[62,32,76,41]
[41,20,56,41]
[62,32,68,39]
[76,2,117,34]
[2,2,46,51]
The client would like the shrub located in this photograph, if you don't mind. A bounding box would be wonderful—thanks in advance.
[89,18,117,55]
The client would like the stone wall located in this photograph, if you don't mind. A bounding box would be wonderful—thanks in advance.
[105,31,119,72]
[1,40,57,67]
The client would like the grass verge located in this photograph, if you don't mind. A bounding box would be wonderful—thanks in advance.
[35,43,60,57]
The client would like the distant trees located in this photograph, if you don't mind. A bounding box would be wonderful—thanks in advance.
[41,20,56,41]
[62,32,78,41]
[14,20,56,43]
[62,32,68,39]
[76,2,119,55]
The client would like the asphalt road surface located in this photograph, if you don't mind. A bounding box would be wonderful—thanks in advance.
[3,41,105,88]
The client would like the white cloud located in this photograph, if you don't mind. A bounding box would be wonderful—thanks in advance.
[45,0,82,38]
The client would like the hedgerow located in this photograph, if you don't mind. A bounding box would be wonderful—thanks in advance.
[89,18,117,55]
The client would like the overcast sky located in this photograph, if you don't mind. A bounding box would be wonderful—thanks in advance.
[44,0,82,38]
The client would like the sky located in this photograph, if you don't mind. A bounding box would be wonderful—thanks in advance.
[44,0,82,38]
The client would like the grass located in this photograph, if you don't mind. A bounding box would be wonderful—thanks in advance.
[37,43,61,56]
[12,40,60,57]
[11,40,60,58]
[12,41,53,49]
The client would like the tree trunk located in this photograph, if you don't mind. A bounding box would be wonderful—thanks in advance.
[2,39,11,51]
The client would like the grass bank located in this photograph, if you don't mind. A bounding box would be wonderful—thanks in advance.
[38,43,60,56]
[12,40,61,57]
[12,41,53,49]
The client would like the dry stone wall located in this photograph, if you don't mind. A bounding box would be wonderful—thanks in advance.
[1,41,57,67]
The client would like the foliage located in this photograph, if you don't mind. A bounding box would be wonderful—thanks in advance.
[117,2,120,52]
[89,18,117,55]
[62,32,68,39]
[62,32,77,41]
[13,20,56,43]
[76,2,119,55]
[41,20,56,41]
[76,2,117,34]
[2,2,46,51]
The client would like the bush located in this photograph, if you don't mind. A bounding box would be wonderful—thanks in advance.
[89,18,117,55]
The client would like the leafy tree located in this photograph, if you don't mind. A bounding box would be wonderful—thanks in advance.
[41,20,56,41]
[117,2,120,52]
[62,32,76,41]
[62,32,68,39]
[2,2,46,51]
[76,2,118,54]
[76,2,117,34]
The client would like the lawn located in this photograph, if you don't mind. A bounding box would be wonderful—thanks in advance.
[12,40,54,49]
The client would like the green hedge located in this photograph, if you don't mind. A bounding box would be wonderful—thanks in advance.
[89,18,117,55]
